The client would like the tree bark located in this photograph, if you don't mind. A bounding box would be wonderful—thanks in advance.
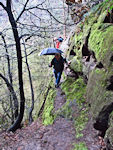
[23,40,34,124]
[1,34,18,120]
[6,0,25,132]
[0,73,19,118]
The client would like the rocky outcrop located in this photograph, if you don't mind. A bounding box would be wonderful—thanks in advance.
[63,0,113,148]
[65,0,104,23]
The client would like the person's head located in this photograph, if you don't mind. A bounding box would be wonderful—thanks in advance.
[55,53,61,60]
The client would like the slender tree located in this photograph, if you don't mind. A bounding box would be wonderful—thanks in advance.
[23,40,34,124]
[1,33,18,121]
[0,0,25,131]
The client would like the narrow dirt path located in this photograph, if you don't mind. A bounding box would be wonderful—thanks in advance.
[54,87,66,111]
[35,87,76,150]
[0,87,76,150]
[0,87,105,150]
[39,87,76,150]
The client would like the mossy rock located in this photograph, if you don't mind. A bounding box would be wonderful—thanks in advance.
[87,68,113,120]
[70,56,83,73]
[60,77,88,138]
[105,111,113,149]
[73,142,88,150]
[42,88,56,125]
[74,106,89,138]
[61,77,86,105]
[64,0,113,145]
[88,23,113,68]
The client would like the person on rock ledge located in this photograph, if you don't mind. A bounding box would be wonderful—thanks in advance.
[49,53,69,88]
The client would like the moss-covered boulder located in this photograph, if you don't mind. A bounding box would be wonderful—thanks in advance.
[42,88,56,125]
[64,0,113,148]
[105,111,113,149]
[59,77,88,139]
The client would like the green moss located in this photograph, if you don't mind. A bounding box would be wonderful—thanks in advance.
[57,103,89,139]
[82,0,113,69]
[63,0,113,145]
[61,77,86,106]
[73,142,88,150]
[87,11,113,118]
[56,99,73,119]
[105,111,113,148]
[70,56,82,73]
[74,31,83,55]
[74,107,89,138]
[75,31,83,46]
[42,88,56,125]
[89,24,113,66]
[67,36,75,59]
[87,69,113,119]
[60,77,88,138]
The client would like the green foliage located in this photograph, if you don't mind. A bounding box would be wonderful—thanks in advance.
[101,0,113,13]
[74,107,88,138]
[70,56,83,73]
[61,77,86,106]
[73,142,88,150]
[63,0,113,147]
[42,88,56,125]
[89,24,113,65]
[75,31,83,50]
[60,77,88,138]
[87,68,113,119]
[56,99,73,119]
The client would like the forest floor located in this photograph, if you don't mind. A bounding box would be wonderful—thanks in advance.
[0,87,105,150]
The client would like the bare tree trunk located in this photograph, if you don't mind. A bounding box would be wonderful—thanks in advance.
[6,0,25,132]
[23,40,34,124]
[0,73,19,117]
[1,34,18,121]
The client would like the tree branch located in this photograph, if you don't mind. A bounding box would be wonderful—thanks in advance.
[16,0,30,22]
[16,0,46,22]
[25,6,75,26]
[22,48,38,58]
[19,33,50,40]
[0,2,7,10]
[25,6,66,25]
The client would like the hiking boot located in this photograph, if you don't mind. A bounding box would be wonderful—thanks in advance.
[55,84,59,88]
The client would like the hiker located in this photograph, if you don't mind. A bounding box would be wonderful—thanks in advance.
[57,37,63,42]
[56,37,63,48]
[53,37,64,49]
[49,53,67,88]
[56,39,61,49]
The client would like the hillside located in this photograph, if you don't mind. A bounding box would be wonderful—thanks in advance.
[0,0,113,149]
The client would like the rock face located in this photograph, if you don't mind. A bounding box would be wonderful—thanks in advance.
[63,0,113,148]
[65,0,104,23]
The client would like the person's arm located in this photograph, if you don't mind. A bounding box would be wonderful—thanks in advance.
[64,58,71,66]
[49,58,54,67]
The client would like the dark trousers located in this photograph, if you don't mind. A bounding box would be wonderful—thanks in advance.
[54,70,62,85]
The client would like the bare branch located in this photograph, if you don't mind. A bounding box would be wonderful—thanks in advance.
[0,2,7,10]
[16,0,29,22]
[19,33,50,40]
[16,0,46,22]
[25,6,75,26]
[22,48,38,58]
[25,6,66,25]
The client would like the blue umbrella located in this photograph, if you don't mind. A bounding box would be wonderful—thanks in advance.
[39,48,63,56]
